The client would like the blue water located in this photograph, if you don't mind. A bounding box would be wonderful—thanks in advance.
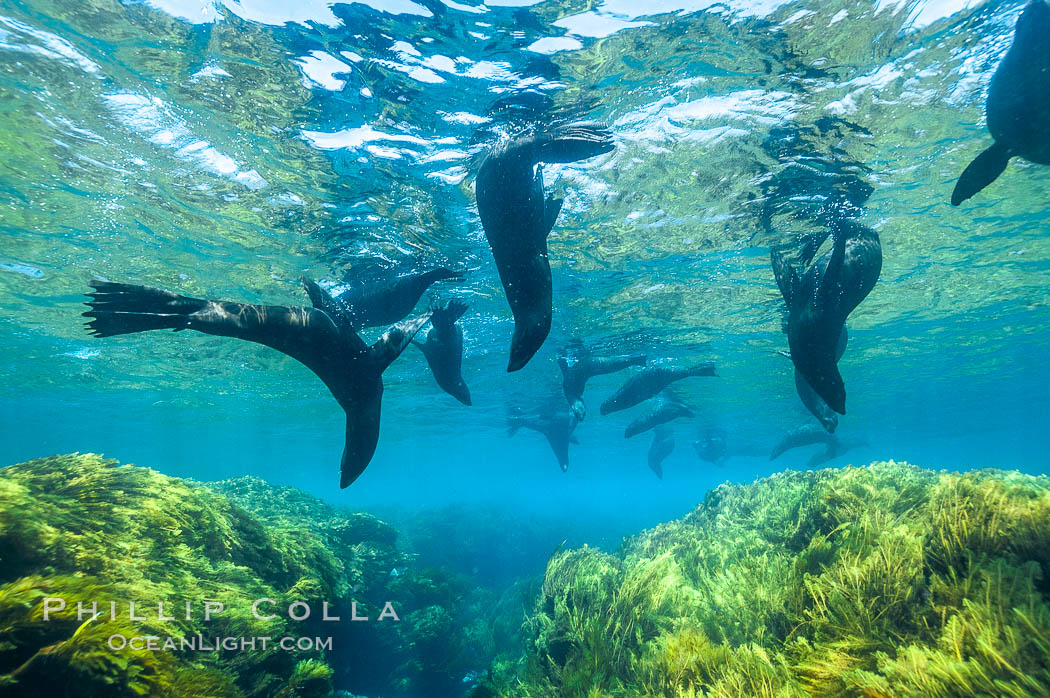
[2,0,1049,548]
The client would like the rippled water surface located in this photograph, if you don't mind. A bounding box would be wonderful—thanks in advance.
[1,0,1048,526]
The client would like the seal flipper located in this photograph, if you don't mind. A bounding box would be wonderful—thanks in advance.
[83,280,206,336]
[770,250,798,305]
[340,402,381,488]
[951,142,1011,206]
[301,276,353,328]
[544,196,565,235]
[546,433,570,472]
[535,121,615,163]
[369,313,432,372]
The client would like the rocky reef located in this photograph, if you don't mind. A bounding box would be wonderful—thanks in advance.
[485,461,1050,697]
[0,453,494,697]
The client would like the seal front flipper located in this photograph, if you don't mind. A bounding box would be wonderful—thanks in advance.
[544,195,564,234]
[83,280,206,336]
[340,402,381,488]
[951,142,1011,206]
[369,312,432,370]
[536,122,615,163]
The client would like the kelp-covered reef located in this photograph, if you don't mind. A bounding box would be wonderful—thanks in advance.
[485,461,1050,697]
[0,454,502,698]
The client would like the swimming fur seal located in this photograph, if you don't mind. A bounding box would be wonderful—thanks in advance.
[772,219,880,415]
[769,423,835,461]
[600,362,717,416]
[333,266,461,328]
[558,341,647,419]
[776,324,848,432]
[476,122,615,372]
[624,396,693,438]
[952,0,1050,206]
[83,278,429,489]
[507,404,579,472]
[412,300,471,406]
[647,426,674,480]
[692,427,727,465]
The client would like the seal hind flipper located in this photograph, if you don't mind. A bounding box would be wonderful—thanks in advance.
[83,280,206,336]
[536,122,615,163]
[951,142,1011,206]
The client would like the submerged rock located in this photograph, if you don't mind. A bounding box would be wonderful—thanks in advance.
[488,461,1050,697]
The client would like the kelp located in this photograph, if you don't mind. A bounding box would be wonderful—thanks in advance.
[489,461,1050,697]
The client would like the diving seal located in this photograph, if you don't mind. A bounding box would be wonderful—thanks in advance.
[624,396,693,439]
[647,426,674,480]
[558,341,647,419]
[507,403,579,472]
[476,122,615,371]
[600,362,717,416]
[84,278,428,489]
[413,299,471,406]
[772,219,880,415]
[951,0,1050,206]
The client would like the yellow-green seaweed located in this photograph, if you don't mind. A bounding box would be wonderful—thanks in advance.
[485,461,1050,698]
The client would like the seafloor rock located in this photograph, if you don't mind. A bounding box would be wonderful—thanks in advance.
[487,461,1050,697]
[0,454,481,698]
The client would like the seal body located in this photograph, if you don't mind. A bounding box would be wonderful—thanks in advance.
[952,0,1050,205]
[507,404,579,471]
[414,300,471,406]
[647,426,674,479]
[337,267,461,328]
[600,363,716,415]
[477,122,614,371]
[769,423,835,461]
[83,278,428,489]
[624,399,693,438]
[773,220,881,415]
[558,344,646,419]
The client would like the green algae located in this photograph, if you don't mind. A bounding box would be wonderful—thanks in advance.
[0,453,495,697]
[487,461,1050,697]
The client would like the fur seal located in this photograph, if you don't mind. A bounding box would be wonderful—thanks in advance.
[83,278,428,489]
[624,396,693,438]
[772,219,880,415]
[777,324,848,433]
[413,300,471,406]
[647,426,674,480]
[952,0,1050,206]
[600,362,717,416]
[476,122,615,371]
[769,424,835,461]
[558,341,647,419]
[330,266,461,328]
[692,427,727,466]
[507,403,579,472]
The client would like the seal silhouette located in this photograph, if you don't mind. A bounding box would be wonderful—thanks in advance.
[558,341,647,419]
[84,278,428,488]
[476,122,615,371]
[647,426,674,480]
[600,362,716,416]
[624,397,693,439]
[332,266,461,328]
[413,300,471,406]
[772,219,880,414]
[777,324,848,432]
[507,403,579,472]
[951,0,1050,206]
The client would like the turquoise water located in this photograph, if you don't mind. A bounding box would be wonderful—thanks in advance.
[2,0,1049,545]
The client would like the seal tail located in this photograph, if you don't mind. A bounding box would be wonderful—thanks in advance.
[951,142,1011,206]
[536,121,615,164]
[83,280,206,337]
